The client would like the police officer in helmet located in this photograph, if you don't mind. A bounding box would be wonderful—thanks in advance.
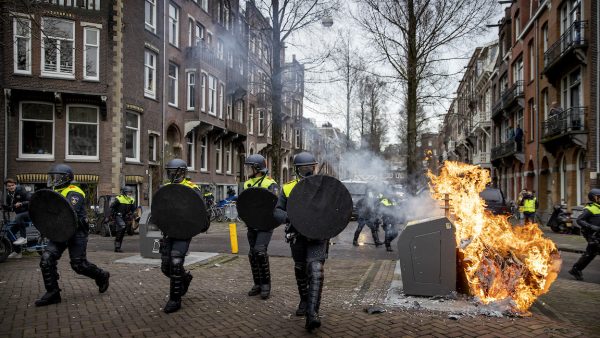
[35,164,110,306]
[160,158,206,313]
[243,154,279,299]
[111,186,137,252]
[569,188,600,281]
[274,152,328,332]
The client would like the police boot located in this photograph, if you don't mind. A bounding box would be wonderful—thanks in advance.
[164,256,184,314]
[256,251,271,299]
[181,272,193,297]
[247,252,261,296]
[372,229,383,247]
[352,231,360,246]
[35,253,62,307]
[305,261,324,332]
[95,271,110,293]
[114,230,125,252]
[385,242,393,252]
[294,262,308,316]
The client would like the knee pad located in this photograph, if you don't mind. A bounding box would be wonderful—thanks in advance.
[161,256,171,277]
[40,251,57,269]
[70,258,90,274]
[170,251,184,276]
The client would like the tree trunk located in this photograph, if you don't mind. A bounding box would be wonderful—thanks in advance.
[406,0,419,195]
[271,0,283,184]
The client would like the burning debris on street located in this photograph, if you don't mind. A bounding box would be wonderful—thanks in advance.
[427,161,562,314]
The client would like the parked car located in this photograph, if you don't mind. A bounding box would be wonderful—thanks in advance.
[341,180,369,220]
[479,187,511,215]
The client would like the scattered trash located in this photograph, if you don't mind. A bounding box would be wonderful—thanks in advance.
[412,301,421,309]
[448,313,463,320]
[365,306,386,314]
[214,263,221,267]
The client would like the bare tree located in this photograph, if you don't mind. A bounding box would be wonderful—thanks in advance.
[358,0,497,193]
[250,0,339,184]
[356,74,387,153]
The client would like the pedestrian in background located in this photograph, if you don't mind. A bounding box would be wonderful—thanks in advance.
[520,190,538,224]
[3,178,31,258]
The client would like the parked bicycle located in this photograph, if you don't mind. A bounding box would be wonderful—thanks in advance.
[0,211,47,262]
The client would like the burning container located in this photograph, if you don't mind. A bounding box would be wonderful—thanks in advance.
[398,216,456,296]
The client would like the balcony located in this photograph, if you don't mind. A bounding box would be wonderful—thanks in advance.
[491,141,518,161]
[541,107,587,151]
[501,81,524,111]
[225,118,247,137]
[186,45,225,74]
[491,99,504,119]
[543,21,588,79]
[472,152,491,166]
[472,111,491,132]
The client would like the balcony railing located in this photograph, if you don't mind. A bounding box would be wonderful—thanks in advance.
[501,81,524,108]
[491,141,517,160]
[492,99,503,118]
[542,107,586,139]
[544,21,588,69]
[473,111,491,129]
[187,45,225,73]
[225,118,247,137]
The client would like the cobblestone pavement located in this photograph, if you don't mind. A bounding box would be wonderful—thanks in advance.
[1,248,599,338]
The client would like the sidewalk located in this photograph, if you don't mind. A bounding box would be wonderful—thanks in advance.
[541,227,588,254]
[1,249,598,337]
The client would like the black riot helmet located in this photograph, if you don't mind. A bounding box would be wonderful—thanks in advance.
[588,188,600,203]
[47,163,74,189]
[293,152,318,178]
[166,158,188,183]
[121,186,134,196]
[245,154,268,177]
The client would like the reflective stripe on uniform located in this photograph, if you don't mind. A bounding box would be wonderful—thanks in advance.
[283,179,299,198]
[116,194,135,205]
[585,203,600,215]
[244,176,277,189]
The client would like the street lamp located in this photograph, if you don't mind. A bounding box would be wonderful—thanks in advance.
[321,10,333,27]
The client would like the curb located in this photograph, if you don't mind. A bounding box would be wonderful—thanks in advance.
[557,246,585,254]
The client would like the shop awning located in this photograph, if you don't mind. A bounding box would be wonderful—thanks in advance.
[125,175,145,184]
[17,173,99,184]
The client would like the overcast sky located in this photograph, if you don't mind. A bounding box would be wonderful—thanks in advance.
[284,1,505,145]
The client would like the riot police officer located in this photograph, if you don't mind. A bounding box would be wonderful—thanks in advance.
[376,193,400,252]
[353,189,382,247]
[160,158,206,313]
[111,186,137,252]
[35,164,110,307]
[274,152,328,332]
[569,188,600,281]
[243,154,279,299]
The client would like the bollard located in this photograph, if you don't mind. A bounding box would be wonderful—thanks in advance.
[229,223,238,254]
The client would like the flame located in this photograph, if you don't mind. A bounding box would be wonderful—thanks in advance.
[428,161,561,313]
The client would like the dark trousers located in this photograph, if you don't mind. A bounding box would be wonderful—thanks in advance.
[40,229,105,291]
[573,242,600,272]
[160,237,191,277]
[11,212,30,253]
[247,228,273,254]
[114,215,126,247]
[523,212,536,224]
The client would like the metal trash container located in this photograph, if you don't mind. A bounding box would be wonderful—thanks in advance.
[397,216,456,296]
[139,213,162,259]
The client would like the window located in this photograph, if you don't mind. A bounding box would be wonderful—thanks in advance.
[258,110,264,135]
[187,131,195,170]
[226,96,233,119]
[249,106,254,134]
[19,102,54,159]
[149,133,158,163]
[224,5,230,30]
[217,39,224,60]
[219,83,225,118]
[217,1,223,24]
[513,57,524,82]
[84,28,99,80]
[238,56,244,75]
[144,50,157,98]
[236,100,244,123]
[514,12,521,40]
[200,136,208,171]
[66,105,99,159]
[201,0,208,12]
[42,17,75,77]
[226,143,232,174]
[13,17,31,74]
[542,88,549,120]
[201,73,207,111]
[125,112,140,162]
[168,63,179,106]
[187,72,195,110]
[527,99,535,141]
[295,129,300,148]
[215,140,222,173]
[542,23,548,52]
[195,23,204,46]
[145,0,156,33]
[208,75,217,115]
[528,42,534,82]
[562,68,581,108]
[168,3,179,47]
[188,18,194,47]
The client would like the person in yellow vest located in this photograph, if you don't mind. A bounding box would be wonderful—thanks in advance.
[111,186,137,253]
[243,154,279,299]
[273,152,327,332]
[569,189,600,281]
[376,193,401,252]
[160,158,206,313]
[520,190,538,224]
[35,164,110,307]
[516,189,527,220]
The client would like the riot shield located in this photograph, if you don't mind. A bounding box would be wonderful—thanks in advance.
[29,189,78,242]
[287,175,352,240]
[236,187,279,231]
[151,184,209,239]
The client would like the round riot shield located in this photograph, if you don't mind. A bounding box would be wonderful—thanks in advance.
[29,189,78,242]
[151,184,209,239]
[287,175,353,240]
[236,188,279,231]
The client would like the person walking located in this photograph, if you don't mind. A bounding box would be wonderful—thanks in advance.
[569,189,600,281]
[3,178,31,258]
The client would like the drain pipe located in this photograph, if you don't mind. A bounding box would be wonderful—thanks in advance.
[3,90,8,194]
[596,0,600,186]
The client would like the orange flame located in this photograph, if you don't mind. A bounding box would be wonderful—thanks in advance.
[428,161,561,313]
